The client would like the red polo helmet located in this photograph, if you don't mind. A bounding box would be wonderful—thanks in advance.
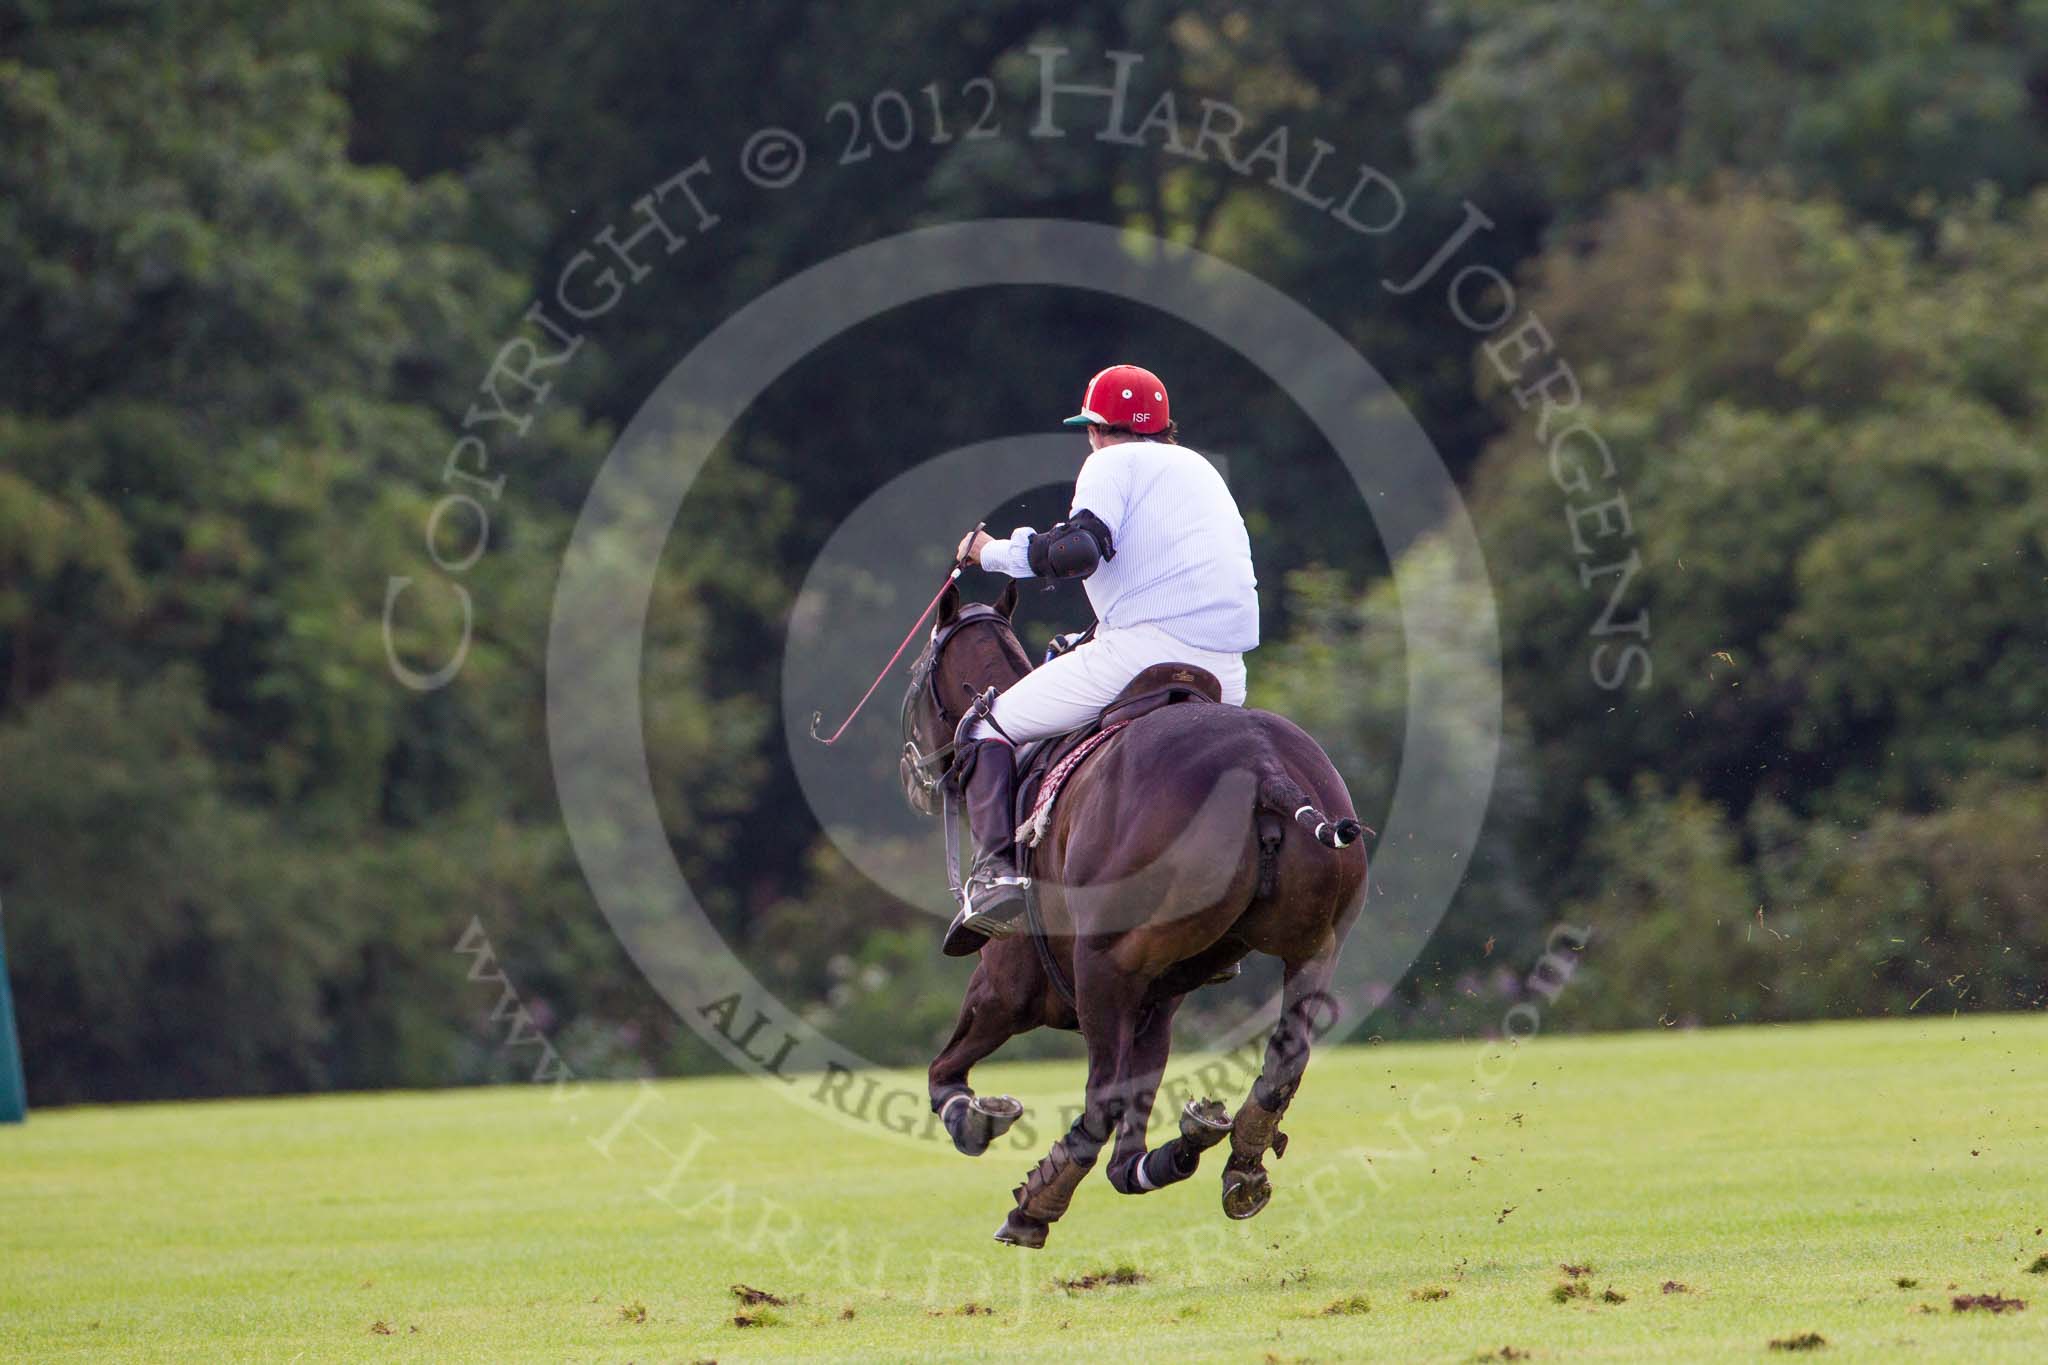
[1062,364,1171,434]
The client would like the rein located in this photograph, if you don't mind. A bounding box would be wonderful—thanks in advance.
[808,523,985,747]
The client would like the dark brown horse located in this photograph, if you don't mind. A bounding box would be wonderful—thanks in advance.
[904,582,1368,1248]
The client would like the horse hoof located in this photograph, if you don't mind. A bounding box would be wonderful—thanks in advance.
[1180,1098,1233,1150]
[945,1094,1025,1156]
[1221,1166,1271,1221]
[993,1210,1049,1249]
[973,1094,1024,1135]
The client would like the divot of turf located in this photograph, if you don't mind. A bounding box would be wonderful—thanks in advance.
[1410,1285,1451,1302]
[1559,1262,1591,1278]
[1550,1280,1589,1303]
[732,1307,781,1328]
[729,1284,787,1307]
[1950,1293,2026,1314]
[1893,1276,1919,1289]
[368,1320,394,1336]
[1768,1331,1827,1351]
[2025,1253,2048,1275]
[617,1300,647,1324]
[1600,1287,1628,1304]
[1058,1264,1147,1291]
[1320,1294,1370,1316]
[1661,1281,1690,1294]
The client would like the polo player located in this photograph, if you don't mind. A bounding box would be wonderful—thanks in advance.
[944,364,1260,956]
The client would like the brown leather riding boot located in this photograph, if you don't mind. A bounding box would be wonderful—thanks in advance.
[942,740,1029,957]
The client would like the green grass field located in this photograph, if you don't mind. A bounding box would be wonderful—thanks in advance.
[4,1015,2045,1362]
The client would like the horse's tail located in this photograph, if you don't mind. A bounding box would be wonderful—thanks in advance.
[1255,769,1364,850]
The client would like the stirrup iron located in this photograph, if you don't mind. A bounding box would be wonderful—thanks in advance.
[961,875,1029,937]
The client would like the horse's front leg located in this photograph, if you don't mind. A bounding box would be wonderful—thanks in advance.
[1102,997,1232,1196]
[993,943,1139,1248]
[1222,946,1336,1220]
[928,958,1026,1157]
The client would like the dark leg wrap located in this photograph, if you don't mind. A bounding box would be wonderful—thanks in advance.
[1108,1098,1231,1194]
[1229,1093,1286,1168]
[1065,1109,1112,1163]
[1220,1093,1282,1220]
[995,1115,1105,1248]
[1011,1132,1097,1223]
[1250,1073,1297,1113]
[1108,1141,1200,1194]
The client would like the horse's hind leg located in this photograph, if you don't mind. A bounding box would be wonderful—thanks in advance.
[928,960,1026,1157]
[994,949,1140,1248]
[1103,1000,1232,1195]
[1222,947,1338,1220]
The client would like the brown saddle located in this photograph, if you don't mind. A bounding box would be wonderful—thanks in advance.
[1014,661,1223,830]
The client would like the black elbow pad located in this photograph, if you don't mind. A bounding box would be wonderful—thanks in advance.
[1027,509,1117,579]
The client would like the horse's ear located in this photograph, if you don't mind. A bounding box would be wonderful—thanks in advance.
[936,580,960,626]
[995,579,1019,621]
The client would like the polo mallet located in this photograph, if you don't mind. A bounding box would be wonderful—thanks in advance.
[808,522,986,745]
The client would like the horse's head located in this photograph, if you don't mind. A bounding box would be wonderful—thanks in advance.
[899,579,1029,815]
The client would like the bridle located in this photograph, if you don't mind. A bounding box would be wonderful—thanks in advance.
[898,603,1009,817]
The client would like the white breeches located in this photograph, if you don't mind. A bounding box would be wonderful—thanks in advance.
[970,622,1248,745]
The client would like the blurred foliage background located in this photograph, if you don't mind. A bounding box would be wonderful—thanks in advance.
[1,0,2042,1103]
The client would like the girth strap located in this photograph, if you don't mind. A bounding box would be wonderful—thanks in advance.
[1019,854,1077,1010]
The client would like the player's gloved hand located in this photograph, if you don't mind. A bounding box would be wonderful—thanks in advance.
[1043,631,1086,663]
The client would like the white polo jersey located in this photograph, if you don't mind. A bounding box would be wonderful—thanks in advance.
[978,439,1260,653]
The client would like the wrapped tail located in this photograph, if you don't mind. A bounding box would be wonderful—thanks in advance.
[1256,771,1364,850]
